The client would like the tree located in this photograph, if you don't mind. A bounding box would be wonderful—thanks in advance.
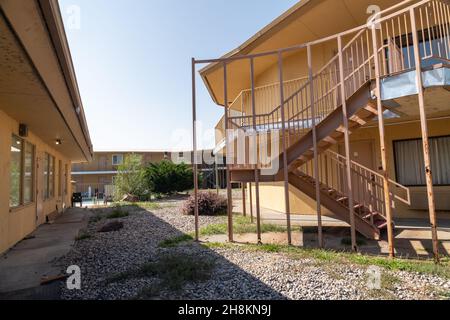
[145,160,195,195]
[113,154,147,201]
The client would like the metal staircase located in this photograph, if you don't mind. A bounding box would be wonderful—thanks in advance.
[211,0,450,239]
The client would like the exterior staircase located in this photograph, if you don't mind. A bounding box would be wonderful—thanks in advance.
[220,0,450,239]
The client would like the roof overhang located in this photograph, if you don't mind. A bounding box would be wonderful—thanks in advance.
[0,0,93,162]
[199,0,402,107]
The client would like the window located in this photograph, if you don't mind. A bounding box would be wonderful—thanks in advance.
[23,142,35,204]
[43,153,55,199]
[10,136,22,207]
[394,136,450,186]
[10,135,35,208]
[112,154,123,166]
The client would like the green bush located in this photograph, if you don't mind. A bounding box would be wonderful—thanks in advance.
[113,154,148,201]
[145,160,196,195]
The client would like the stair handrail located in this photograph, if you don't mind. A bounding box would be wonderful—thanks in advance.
[326,150,411,205]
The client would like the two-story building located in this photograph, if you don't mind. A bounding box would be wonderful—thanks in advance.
[194,0,450,258]
[71,151,169,198]
[0,0,93,254]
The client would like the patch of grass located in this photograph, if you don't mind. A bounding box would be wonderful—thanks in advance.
[381,272,400,291]
[438,290,450,300]
[89,215,104,223]
[134,283,163,300]
[107,252,215,296]
[199,215,299,236]
[112,201,162,211]
[106,208,129,219]
[135,202,162,210]
[341,237,367,246]
[158,234,194,248]
[202,242,450,279]
[75,231,92,241]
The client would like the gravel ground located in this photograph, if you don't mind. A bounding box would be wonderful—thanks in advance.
[57,198,450,300]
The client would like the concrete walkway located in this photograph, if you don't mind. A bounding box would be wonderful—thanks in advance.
[0,207,90,299]
[233,201,450,258]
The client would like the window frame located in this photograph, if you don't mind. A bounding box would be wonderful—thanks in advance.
[112,154,124,166]
[23,141,35,205]
[9,135,36,209]
[43,152,56,200]
[393,135,450,187]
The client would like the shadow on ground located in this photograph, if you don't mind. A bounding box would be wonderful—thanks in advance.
[57,203,286,300]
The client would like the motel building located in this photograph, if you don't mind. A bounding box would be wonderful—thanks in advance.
[0,0,93,254]
[194,0,450,259]
[71,151,170,201]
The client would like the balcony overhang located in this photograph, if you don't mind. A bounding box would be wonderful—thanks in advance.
[380,63,450,118]
[0,0,93,162]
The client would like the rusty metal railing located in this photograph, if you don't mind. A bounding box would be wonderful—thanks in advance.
[299,150,411,219]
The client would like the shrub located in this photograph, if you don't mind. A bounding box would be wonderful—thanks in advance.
[182,192,227,216]
[145,160,195,195]
[113,154,148,201]
[107,208,129,219]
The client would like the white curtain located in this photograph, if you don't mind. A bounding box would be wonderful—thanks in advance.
[394,136,450,186]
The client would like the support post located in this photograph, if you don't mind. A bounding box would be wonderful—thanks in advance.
[371,25,395,258]
[215,155,220,195]
[249,182,254,223]
[337,36,357,252]
[278,52,292,245]
[191,58,199,242]
[223,62,234,243]
[410,8,439,262]
[250,58,262,244]
[242,183,247,217]
[308,45,323,248]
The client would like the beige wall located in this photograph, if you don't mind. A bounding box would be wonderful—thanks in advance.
[250,118,450,220]
[0,109,72,254]
[72,152,167,172]
[72,152,169,195]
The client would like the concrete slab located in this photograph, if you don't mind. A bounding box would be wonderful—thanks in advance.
[232,200,450,258]
[0,207,90,296]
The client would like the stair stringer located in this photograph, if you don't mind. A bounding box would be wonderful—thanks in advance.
[288,172,381,240]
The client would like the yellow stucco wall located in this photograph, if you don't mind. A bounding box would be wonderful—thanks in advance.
[0,109,72,254]
[249,118,450,220]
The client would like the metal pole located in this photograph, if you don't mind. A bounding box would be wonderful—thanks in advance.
[242,183,247,217]
[308,45,323,248]
[191,58,199,242]
[278,52,292,245]
[410,8,439,263]
[250,58,262,244]
[215,155,220,195]
[371,25,395,258]
[337,36,357,252]
[249,182,254,223]
[223,62,234,243]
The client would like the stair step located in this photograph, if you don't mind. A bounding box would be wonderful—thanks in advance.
[364,104,378,115]
[362,211,383,220]
[374,220,388,229]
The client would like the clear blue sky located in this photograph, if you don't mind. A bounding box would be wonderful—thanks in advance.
[59,0,298,151]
